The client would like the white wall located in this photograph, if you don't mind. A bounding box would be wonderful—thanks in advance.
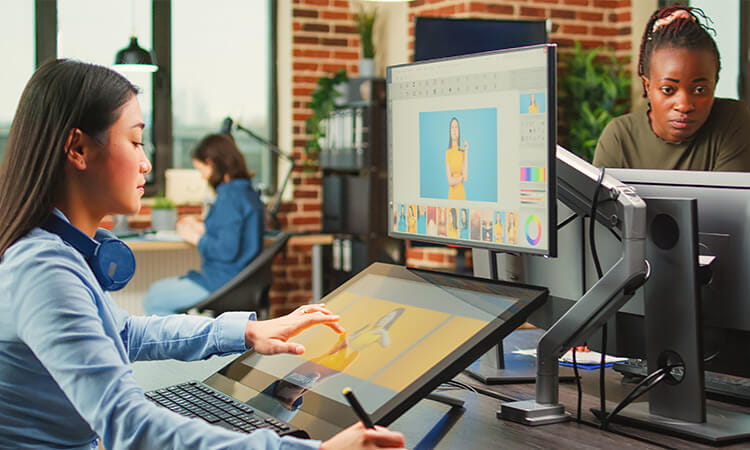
[691,0,741,99]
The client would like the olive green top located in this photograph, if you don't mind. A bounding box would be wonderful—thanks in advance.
[593,98,750,172]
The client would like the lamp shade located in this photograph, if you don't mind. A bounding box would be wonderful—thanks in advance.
[114,36,158,72]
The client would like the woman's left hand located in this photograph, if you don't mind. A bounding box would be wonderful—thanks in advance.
[244,304,345,355]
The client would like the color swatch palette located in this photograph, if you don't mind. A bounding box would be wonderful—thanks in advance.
[520,167,546,182]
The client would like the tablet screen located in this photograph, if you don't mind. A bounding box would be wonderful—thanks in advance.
[205,263,546,439]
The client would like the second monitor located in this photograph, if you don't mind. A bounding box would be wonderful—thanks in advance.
[387,44,557,257]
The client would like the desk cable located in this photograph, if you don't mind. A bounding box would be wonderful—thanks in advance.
[437,379,478,397]
[601,363,679,429]
[589,167,609,428]
[556,167,619,425]
[602,350,718,430]
[556,210,586,423]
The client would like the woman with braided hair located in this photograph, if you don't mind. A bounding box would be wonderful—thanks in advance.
[593,5,750,171]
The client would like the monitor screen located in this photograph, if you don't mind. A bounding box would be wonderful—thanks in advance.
[386,44,557,256]
[414,17,547,62]
[203,263,547,439]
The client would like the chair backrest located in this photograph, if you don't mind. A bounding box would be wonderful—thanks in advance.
[182,232,291,318]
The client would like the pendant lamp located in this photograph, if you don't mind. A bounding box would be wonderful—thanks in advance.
[114,36,158,72]
[113,0,158,72]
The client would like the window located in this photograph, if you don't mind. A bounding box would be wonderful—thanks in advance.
[172,1,274,192]
[13,1,275,193]
[58,0,155,181]
[691,0,740,99]
[0,2,34,158]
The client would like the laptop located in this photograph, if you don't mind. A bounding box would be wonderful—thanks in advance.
[147,262,547,440]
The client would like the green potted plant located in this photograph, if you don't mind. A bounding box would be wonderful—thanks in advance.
[558,42,631,162]
[304,69,349,164]
[355,6,377,77]
[150,195,177,231]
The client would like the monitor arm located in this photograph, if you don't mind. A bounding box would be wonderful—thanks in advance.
[499,146,648,425]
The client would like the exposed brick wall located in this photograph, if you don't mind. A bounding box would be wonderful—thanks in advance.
[269,238,315,317]
[273,0,635,314]
[270,0,363,314]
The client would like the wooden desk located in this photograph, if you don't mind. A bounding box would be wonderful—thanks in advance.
[124,240,193,252]
[452,374,749,449]
[389,382,663,450]
[455,329,750,449]
[131,331,748,448]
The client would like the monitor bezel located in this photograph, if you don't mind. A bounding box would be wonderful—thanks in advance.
[606,168,750,190]
[386,43,558,257]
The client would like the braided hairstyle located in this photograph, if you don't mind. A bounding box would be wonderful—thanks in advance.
[638,5,720,97]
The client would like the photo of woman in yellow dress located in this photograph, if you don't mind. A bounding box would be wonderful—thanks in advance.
[494,212,505,243]
[407,205,417,233]
[445,117,469,200]
[447,208,459,239]
[506,212,519,245]
[528,93,539,113]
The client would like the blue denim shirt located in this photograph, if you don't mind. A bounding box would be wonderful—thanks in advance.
[0,212,318,450]
[188,178,265,292]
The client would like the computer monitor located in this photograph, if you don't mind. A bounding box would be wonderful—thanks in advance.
[387,44,558,257]
[204,262,547,440]
[600,168,750,378]
[414,17,548,62]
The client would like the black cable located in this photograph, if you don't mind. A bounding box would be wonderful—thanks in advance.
[704,351,720,364]
[576,417,673,449]
[589,167,608,428]
[557,213,578,230]
[599,326,608,429]
[602,363,683,429]
[589,167,606,279]
[572,348,582,422]
[608,227,622,242]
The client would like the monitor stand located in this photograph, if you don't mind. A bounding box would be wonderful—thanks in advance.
[468,250,576,384]
[593,198,750,445]
[464,330,576,384]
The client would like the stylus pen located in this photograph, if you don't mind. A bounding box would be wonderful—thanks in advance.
[342,387,375,429]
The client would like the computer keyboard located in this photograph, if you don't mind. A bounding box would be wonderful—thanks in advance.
[145,381,309,438]
[613,359,750,403]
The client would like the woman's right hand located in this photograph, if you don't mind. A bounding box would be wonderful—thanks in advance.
[244,304,345,355]
[321,422,406,450]
[176,216,205,245]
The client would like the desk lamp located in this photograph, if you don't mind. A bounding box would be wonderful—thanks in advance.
[221,117,295,230]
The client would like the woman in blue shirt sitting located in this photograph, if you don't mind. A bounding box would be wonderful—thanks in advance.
[0,59,404,450]
[143,134,265,315]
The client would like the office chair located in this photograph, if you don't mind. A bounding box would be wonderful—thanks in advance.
[178,232,291,319]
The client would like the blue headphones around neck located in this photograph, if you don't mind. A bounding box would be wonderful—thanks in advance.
[41,214,136,291]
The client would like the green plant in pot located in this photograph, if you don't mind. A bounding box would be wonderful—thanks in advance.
[150,195,177,231]
[558,42,631,162]
[304,69,349,164]
[355,6,376,77]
